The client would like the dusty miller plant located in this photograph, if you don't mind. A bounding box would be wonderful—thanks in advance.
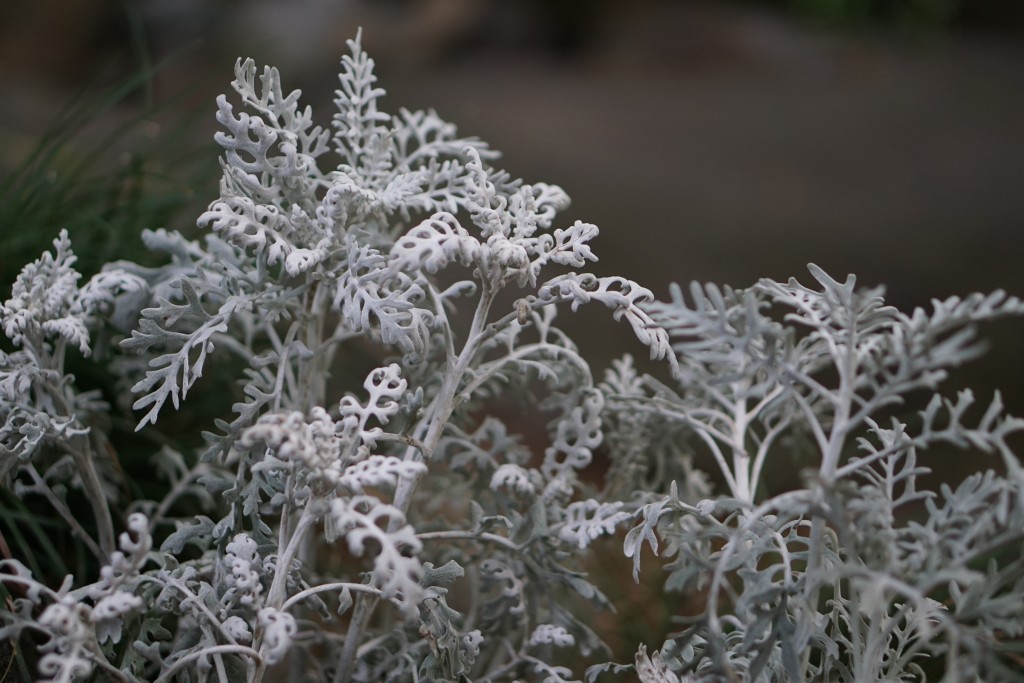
[2,32,1023,683]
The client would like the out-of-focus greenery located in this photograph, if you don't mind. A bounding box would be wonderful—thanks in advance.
[0,64,215,286]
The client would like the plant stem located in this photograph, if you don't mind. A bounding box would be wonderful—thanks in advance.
[24,464,103,560]
[334,282,496,683]
[154,646,262,683]
[74,437,117,558]
[267,504,317,609]
[37,372,117,559]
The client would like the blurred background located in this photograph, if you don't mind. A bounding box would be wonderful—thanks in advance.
[2,0,1023,663]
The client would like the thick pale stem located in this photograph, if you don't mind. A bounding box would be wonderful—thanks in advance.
[333,592,376,683]
[390,283,496,522]
[267,505,317,608]
[301,283,330,413]
[731,394,750,504]
[73,433,116,559]
[334,283,496,683]
[801,325,859,675]
[155,646,261,683]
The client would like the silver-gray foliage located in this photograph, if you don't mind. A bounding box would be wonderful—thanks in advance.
[607,269,1024,682]
[2,33,1023,683]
